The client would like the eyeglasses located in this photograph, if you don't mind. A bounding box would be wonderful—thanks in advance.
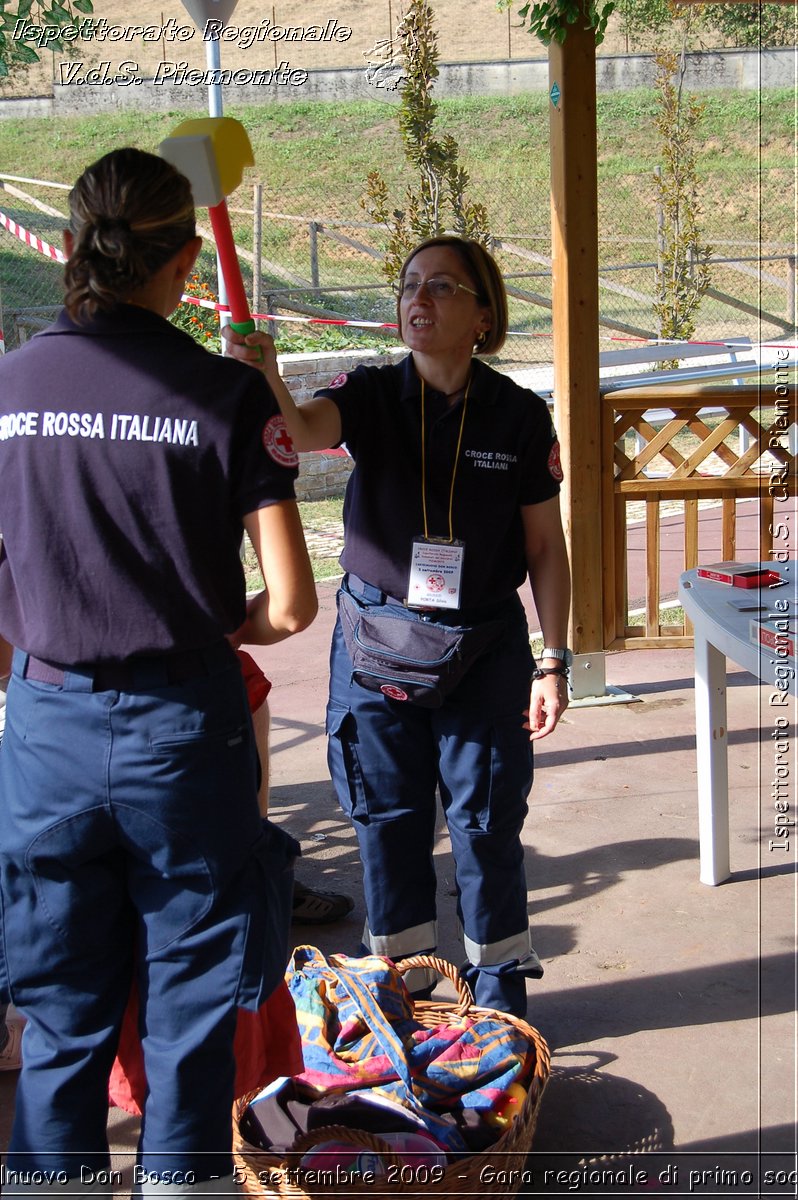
[393,277,481,300]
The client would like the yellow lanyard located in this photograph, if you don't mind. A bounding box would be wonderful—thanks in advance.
[420,375,470,543]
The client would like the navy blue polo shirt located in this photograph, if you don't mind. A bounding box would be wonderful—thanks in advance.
[316,354,561,609]
[0,305,298,663]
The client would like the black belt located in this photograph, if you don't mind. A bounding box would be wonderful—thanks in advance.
[345,574,407,609]
[22,643,234,692]
[344,573,519,625]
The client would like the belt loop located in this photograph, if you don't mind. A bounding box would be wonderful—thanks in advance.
[346,574,387,605]
[11,648,29,679]
[62,666,94,693]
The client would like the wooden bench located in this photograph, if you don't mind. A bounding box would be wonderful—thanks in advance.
[598,335,756,389]
[600,338,797,457]
[599,338,757,455]
[509,336,760,405]
[510,337,795,462]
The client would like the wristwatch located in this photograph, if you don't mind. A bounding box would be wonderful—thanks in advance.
[541,647,573,667]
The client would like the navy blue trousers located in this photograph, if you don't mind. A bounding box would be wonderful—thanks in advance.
[0,646,283,1184]
[326,581,539,1016]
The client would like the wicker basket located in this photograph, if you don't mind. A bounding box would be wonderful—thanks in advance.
[233,953,551,1199]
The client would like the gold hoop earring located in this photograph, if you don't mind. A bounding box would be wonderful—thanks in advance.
[475,330,488,350]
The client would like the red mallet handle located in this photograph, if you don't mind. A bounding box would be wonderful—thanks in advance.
[208,199,255,336]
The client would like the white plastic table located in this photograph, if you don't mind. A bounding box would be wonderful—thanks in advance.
[678,563,796,885]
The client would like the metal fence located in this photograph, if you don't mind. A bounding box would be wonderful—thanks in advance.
[1,153,794,364]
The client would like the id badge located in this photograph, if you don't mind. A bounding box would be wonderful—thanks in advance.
[407,537,465,610]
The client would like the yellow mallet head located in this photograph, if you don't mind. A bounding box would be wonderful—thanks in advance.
[158,116,254,207]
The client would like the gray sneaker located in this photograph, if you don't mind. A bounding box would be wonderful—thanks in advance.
[292,880,354,925]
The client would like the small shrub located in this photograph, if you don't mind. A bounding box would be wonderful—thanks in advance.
[170,274,221,352]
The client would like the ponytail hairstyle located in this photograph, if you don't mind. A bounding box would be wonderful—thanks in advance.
[64,147,196,324]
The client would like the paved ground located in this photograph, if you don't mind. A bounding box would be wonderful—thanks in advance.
[254,590,796,1190]
[302,495,766,627]
[1,557,794,1193]
[239,588,796,1192]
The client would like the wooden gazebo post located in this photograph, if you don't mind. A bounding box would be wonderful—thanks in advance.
[548,21,606,697]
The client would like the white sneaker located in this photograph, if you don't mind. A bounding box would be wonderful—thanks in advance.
[0,1016,24,1071]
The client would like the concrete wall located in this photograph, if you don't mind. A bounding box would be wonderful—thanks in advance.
[0,46,792,119]
[280,345,405,501]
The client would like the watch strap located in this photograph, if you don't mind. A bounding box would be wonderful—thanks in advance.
[532,665,569,681]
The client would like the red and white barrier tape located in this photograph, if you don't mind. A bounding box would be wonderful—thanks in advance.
[0,209,398,331]
[0,210,67,263]
[2,209,796,350]
[609,334,798,350]
[179,292,397,330]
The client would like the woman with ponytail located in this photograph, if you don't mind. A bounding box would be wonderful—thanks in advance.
[0,147,317,1194]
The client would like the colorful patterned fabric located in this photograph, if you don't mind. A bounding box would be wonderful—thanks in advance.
[286,947,533,1150]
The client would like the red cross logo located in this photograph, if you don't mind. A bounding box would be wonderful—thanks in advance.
[547,439,563,482]
[262,415,299,467]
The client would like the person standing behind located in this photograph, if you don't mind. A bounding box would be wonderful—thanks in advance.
[225,236,571,1019]
[0,664,23,1072]
[241,661,354,925]
[0,148,316,1194]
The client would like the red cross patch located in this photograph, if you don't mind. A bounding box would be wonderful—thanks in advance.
[547,439,563,482]
[262,414,299,468]
[381,683,409,701]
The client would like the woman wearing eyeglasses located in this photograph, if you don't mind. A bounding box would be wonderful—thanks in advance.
[226,236,571,1017]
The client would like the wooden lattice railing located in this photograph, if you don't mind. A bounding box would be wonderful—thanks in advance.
[601,383,796,649]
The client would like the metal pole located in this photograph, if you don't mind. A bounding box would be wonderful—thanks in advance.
[265,294,278,341]
[180,3,242,344]
[253,183,263,319]
[655,165,665,340]
[204,37,231,337]
[309,221,320,290]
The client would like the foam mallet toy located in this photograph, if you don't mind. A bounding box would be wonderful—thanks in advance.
[159,116,256,339]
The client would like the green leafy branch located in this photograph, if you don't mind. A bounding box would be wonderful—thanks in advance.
[0,0,94,78]
[361,0,491,282]
[497,0,615,47]
[652,46,711,352]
